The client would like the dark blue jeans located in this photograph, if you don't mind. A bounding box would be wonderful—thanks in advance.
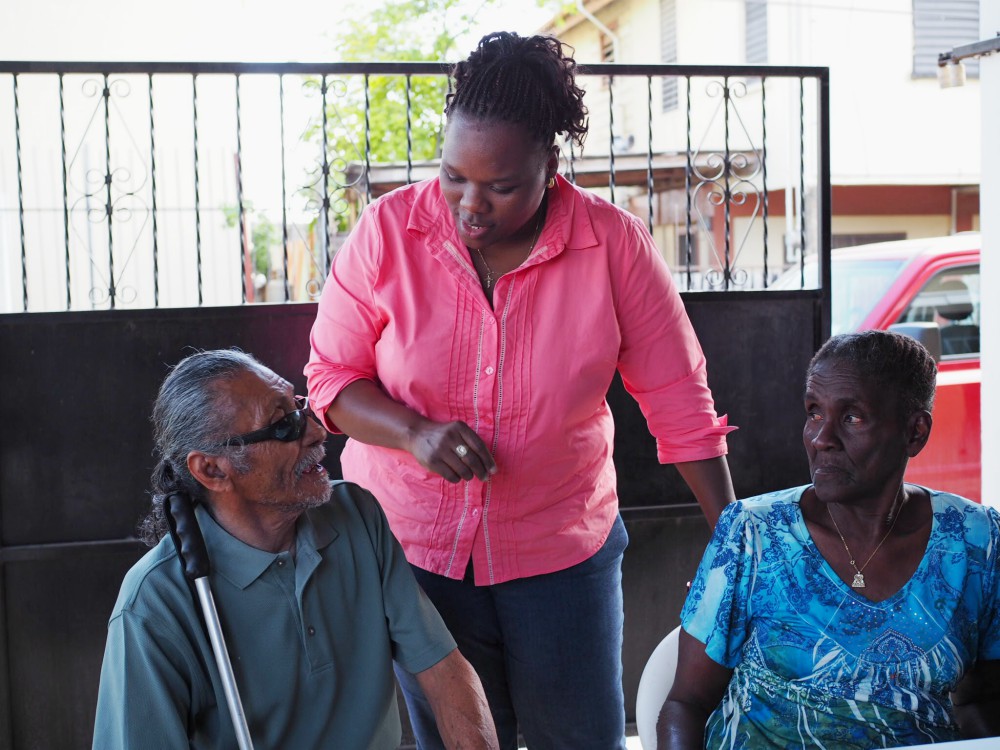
[396,515,628,750]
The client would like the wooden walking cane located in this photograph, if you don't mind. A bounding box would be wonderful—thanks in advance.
[166,492,255,750]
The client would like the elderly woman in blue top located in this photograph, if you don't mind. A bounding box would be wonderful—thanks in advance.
[658,330,1000,749]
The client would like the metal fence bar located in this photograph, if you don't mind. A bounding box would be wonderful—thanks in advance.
[645,75,653,233]
[607,74,616,205]
[101,74,115,309]
[364,74,372,205]
[320,75,331,276]
[13,74,27,311]
[798,76,806,289]
[192,74,203,305]
[722,76,732,291]
[59,73,71,308]
[235,75,247,304]
[684,75,692,291]
[149,74,160,307]
[405,74,413,186]
[279,74,290,302]
[761,76,769,287]
[817,69,833,339]
[0,60,825,77]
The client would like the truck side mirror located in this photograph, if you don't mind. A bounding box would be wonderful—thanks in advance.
[888,322,943,362]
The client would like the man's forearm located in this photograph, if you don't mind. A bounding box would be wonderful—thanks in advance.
[416,649,499,749]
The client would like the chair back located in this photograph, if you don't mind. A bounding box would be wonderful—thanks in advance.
[635,626,681,750]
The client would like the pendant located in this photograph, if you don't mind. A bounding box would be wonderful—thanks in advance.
[852,572,866,588]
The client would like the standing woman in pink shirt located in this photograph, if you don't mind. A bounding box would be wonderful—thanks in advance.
[306,31,736,750]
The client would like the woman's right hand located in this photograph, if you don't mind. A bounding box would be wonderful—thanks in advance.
[407,418,497,483]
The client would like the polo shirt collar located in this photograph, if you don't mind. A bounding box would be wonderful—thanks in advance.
[195,503,338,590]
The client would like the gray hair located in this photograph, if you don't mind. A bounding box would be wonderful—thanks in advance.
[806,330,937,420]
[138,348,261,546]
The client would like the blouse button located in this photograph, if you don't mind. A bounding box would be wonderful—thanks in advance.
[485,366,495,375]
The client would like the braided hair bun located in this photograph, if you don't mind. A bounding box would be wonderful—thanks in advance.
[447,31,589,150]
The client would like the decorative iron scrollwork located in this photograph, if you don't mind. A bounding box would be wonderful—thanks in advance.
[689,79,764,290]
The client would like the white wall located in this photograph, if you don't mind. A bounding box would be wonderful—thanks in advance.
[679,0,982,186]
[979,0,999,508]
[573,0,982,188]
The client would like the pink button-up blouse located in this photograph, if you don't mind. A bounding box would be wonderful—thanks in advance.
[306,175,734,585]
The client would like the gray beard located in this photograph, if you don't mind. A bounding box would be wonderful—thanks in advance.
[258,474,334,515]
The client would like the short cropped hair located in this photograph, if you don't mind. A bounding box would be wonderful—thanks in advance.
[806,330,937,420]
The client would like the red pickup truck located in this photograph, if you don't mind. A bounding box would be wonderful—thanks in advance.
[777,233,982,501]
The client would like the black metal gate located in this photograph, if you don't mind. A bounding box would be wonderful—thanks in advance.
[0,58,829,749]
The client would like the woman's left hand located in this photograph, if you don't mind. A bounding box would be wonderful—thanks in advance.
[325,379,497,484]
[406,418,497,484]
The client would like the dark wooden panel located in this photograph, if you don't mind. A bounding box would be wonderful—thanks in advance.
[613,294,817,509]
[0,304,345,546]
[0,291,822,748]
[621,509,713,719]
[3,544,144,750]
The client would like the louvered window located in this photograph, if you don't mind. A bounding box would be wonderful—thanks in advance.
[661,0,678,112]
[913,0,979,78]
[745,0,767,64]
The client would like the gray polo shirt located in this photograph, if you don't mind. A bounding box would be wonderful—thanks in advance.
[93,481,456,749]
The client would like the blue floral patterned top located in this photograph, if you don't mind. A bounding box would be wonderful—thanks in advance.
[682,486,1000,750]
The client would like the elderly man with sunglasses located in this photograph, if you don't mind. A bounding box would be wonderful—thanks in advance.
[93,349,498,750]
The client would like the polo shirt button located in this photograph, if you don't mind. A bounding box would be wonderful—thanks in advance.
[307,626,316,636]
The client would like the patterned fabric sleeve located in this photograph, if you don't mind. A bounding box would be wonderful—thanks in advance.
[977,505,1000,661]
[681,499,759,669]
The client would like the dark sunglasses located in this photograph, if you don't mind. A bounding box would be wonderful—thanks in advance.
[216,396,320,448]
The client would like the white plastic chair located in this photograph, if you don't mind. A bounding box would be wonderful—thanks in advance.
[635,626,681,750]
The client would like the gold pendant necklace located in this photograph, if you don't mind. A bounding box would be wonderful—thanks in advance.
[473,210,544,291]
[826,491,906,588]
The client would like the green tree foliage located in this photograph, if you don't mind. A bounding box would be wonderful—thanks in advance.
[303,0,559,232]
[303,0,490,177]
[222,201,276,277]
[299,0,495,233]
[327,0,504,161]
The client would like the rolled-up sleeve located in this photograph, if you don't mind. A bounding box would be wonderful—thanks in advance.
[305,205,386,433]
[612,214,735,463]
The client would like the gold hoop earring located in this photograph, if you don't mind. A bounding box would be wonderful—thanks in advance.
[547,177,555,189]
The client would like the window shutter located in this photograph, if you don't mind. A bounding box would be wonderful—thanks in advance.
[661,0,678,112]
[745,0,768,64]
[913,0,980,78]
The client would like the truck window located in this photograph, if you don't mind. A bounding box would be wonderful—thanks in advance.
[896,265,980,357]
[770,257,905,336]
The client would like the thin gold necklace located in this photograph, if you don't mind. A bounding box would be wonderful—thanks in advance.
[826,491,906,589]
[474,210,544,291]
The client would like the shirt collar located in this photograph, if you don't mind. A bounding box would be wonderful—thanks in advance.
[195,503,339,590]
[405,173,600,256]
